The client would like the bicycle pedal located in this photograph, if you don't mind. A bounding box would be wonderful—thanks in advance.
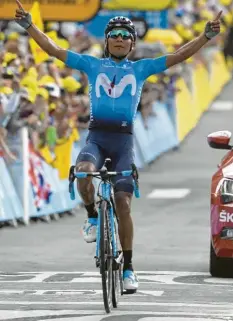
[95,257,100,268]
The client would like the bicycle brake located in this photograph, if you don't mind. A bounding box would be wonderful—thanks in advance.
[68,165,76,183]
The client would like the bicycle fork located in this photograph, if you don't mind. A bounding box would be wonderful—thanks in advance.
[95,183,122,270]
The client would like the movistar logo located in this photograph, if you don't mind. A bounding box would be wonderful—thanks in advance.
[95,73,136,98]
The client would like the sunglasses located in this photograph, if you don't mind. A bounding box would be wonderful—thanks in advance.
[107,29,132,40]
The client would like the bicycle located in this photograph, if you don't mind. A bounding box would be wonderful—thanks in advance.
[68,158,140,313]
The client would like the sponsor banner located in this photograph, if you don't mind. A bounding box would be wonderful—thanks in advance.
[83,10,169,39]
[102,0,173,11]
[0,0,101,22]
[0,156,23,222]
[134,102,178,164]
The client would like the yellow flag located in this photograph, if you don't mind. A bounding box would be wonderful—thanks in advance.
[30,1,44,32]
[45,31,67,68]
[29,1,49,64]
[46,31,57,42]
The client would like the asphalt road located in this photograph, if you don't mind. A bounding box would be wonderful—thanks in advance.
[1,81,233,320]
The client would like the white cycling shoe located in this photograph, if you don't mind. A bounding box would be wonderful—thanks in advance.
[123,270,139,291]
[82,218,97,243]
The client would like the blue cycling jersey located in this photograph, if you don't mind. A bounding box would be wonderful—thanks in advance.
[65,51,168,134]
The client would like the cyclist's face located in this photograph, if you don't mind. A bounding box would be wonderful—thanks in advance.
[107,28,134,58]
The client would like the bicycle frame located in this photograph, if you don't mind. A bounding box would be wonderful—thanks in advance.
[68,162,140,266]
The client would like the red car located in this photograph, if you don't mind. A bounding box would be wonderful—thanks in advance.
[208,130,233,277]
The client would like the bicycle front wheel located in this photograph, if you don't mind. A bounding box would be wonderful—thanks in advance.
[99,200,112,313]
[112,214,123,308]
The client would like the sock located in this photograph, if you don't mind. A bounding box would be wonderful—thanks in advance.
[85,203,98,219]
[123,250,133,271]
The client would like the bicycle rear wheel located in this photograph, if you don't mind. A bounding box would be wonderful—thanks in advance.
[99,200,112,313]
[112,258,123,307]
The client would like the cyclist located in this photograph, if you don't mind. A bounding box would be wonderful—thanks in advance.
[14,0,221,291]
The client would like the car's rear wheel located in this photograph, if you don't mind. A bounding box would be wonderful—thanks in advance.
[210,241,233,278]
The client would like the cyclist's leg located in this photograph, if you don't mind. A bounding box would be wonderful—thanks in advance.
[111,136,138,290]
[76,144,104,209]
[76,138,105,243]
[113,160,134,271]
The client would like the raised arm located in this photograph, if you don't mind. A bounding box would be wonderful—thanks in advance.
[14,0,66,62]
[166,11,222,68]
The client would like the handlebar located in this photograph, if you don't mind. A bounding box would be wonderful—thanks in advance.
[68,163,140,200]
[75,170,132,179]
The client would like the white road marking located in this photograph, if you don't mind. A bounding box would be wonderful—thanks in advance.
[0,301,233,308]
[0,291,24,294]
[139,275,177,284]
[21,272,56,283]
[0,272,60,283]
[0,310,103,320]
[70,277,100,283]
[51,290,100,296]
[0,271,210,276]
[0,290,164,297]
[44,317,104,321]
[139,317,223,321]
[137,290,164,297]
[137,271,209,275]
[0,290,98,296]
[0,290,48,295]
[147,189,190,199]
[54,316,211,321]
[0,311,233,320]
[2,271,233,287]
[0,272,100,274]
[210,101,233,111]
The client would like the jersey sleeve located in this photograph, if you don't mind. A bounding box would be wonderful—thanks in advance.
[134,56,168,80]
[65,50,98,75]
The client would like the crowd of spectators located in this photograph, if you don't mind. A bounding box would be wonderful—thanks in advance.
[0,0,232,176]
